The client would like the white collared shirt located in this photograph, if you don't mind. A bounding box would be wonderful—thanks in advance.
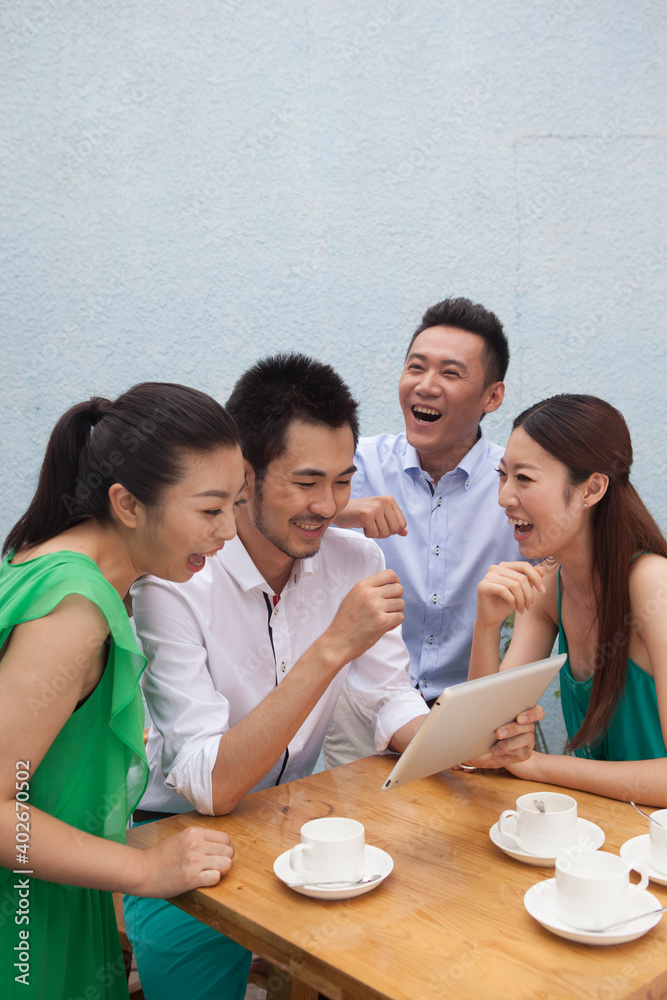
[132,527,428,814]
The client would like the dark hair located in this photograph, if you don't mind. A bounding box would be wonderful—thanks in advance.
[226,352,359,478]
[513,393,667,752]
[4,382,239,556]
[406,296,509,385]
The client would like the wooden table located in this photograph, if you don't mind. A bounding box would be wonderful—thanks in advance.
[127,757,667,1000]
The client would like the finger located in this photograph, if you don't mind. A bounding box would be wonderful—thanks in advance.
[378,581,404,600]
[505,561,547,593]
[369,569,401,587]
[489,744,533,765]
[516,703,545,725]
[495,720,536,740]
[491,731,536,755]
[196,867,225,887]
[385,502,407,537]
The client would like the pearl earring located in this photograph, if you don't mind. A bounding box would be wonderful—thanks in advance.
[584,502,588,507]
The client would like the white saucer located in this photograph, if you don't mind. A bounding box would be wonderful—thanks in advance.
[620,835,667,887]
[524,879,662,945]
[273,844,393,900]
[490,816,605,866]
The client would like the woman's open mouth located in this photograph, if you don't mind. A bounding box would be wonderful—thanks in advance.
[507,517,533,540]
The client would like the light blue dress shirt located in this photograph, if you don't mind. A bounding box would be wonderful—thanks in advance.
[351,432,520,695]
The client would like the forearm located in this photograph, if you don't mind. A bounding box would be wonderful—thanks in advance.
[389,716,423,754]
[211,639,345,814]
[511,752,667,807]
[0,803,147,894]
[468,621,502,679]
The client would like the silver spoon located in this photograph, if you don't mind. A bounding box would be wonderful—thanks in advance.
[586,905,667,934]
[534,799,546,813]
[289,873,383,889]
[631,801,665,826]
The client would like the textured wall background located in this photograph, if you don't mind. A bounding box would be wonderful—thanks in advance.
[2,0,666,544]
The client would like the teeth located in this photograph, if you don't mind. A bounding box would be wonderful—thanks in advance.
[295,522,322,532]
[507,517,532,527]
[412,406,441,423]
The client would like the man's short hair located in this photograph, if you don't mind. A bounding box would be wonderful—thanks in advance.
[226,352,359,478]
[406,297,509,385]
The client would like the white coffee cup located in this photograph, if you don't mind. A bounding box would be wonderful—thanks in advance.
[649,809,667,874]
[498,791,577,856]
[555,850,648,931]
[288,817,365,883]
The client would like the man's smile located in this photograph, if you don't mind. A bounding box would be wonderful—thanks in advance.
[411,405,442,423]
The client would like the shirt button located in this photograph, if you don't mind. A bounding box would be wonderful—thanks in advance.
[281,661,286,672]
[434,546,440,555]
[437,498,442,506]
[428,635,434,644]
[274,608,279,615]
[432,594,437,604]
[466,478,471,487]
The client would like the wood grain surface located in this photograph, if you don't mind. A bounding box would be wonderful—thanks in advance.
[128,757,667,1000]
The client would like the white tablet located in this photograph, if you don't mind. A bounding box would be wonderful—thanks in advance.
[381,654,566,790]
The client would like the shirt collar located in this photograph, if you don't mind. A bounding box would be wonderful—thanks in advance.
[217,534,315,595]
[403,429,492,482]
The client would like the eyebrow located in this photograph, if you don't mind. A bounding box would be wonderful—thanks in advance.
[499,459,542,472]
[193,480,247,500]
[406,351,468,371]
[292,465,357,478]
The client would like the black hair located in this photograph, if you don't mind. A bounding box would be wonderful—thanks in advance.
[226,352,359,478]
[4,382,239,555]
[406,296,509,384]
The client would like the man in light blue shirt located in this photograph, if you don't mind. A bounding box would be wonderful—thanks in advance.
[325,297,520,763]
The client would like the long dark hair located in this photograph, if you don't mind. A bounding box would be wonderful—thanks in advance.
[4,382,239,556]
[513,394,667,751]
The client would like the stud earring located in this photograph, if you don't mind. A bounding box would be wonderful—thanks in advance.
[583,502,588,507]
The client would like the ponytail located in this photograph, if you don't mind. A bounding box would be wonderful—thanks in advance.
[3,399,112,555]
[3,383,239,556]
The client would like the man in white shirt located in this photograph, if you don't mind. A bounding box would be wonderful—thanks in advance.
[124,352,540,1000]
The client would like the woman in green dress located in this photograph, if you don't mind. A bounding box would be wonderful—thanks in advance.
[469,394,667,804]
[0,382,247,999]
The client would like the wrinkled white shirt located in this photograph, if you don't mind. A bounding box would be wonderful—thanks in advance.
[132,527,428,814]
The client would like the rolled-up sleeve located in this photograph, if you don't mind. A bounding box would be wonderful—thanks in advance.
[132,576,227,815]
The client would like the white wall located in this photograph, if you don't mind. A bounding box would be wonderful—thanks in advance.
[2,0,666,539]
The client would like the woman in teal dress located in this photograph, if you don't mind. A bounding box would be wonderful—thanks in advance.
[0,383,246,998]
[469,394,667,805]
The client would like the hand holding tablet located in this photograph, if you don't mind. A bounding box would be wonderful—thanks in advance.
[382,655,565,790]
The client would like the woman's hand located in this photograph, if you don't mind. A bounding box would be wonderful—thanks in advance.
[136,826,235,898]
[476,561,546,627]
